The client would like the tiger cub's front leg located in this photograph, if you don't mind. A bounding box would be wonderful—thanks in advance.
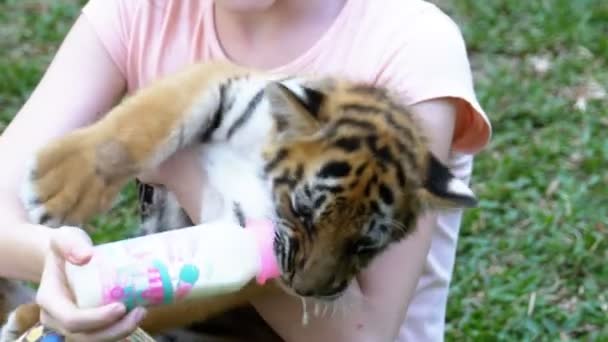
[22,62,252,226]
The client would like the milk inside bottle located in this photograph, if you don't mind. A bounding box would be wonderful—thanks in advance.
[64,219,280,310]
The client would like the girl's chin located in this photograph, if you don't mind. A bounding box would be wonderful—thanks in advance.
[214,0,277,12]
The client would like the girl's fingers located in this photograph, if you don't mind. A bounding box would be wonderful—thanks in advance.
[71,307,147,342]
[39,299,127,334]
[40,307,145,342]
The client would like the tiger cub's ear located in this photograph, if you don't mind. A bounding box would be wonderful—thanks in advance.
[264,82,324,139]
[417,153,478,209]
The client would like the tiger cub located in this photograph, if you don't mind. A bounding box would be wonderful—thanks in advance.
[2,61,477,338]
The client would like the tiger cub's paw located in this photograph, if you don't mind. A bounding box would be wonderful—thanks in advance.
[0,304,40,342]
[21,134,137,227]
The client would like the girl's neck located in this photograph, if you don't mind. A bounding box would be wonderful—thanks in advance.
[214,0,347,69]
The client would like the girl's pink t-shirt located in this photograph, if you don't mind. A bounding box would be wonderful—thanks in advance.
[81,0,491,340]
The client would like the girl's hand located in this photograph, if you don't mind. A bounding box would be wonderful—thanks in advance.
[36,226,147,341]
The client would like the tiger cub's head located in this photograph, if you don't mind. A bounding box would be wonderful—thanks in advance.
[261,78,477,300]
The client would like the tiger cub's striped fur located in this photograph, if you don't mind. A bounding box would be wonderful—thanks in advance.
[2,61,477,337]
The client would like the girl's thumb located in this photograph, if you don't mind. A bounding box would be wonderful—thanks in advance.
[50,226,94,265]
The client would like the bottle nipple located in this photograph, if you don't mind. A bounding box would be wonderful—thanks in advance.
[245,219,280,284]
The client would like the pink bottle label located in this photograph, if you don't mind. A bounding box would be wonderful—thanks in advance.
[93,232,208,310]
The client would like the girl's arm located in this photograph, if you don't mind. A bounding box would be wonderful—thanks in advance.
[0,15,126,281]
[0,14,146,340]
[248,98,459,342]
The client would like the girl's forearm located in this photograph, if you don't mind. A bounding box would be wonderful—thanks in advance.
[251,285,392,342]
[0,196,52,282]
[142,146,205,224]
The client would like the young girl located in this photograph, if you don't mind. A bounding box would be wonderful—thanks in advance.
[0,0,491,340]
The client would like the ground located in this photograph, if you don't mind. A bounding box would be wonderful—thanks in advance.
[1,0,606,340]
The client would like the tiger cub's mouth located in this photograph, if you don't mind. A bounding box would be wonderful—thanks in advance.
[276,279,349,302]
[272,221,352,301]
[274,268,351,302]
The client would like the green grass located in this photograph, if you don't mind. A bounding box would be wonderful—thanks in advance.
[437,1,608,340]
[1,0,606,340]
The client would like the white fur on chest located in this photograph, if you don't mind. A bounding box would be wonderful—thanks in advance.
[197,143,274,224]
[193,76,289,225]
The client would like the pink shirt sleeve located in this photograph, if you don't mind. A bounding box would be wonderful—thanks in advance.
[81,0,137,78]
[378,8,491,154]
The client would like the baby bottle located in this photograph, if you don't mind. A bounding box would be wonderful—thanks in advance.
[64,219,280,310]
